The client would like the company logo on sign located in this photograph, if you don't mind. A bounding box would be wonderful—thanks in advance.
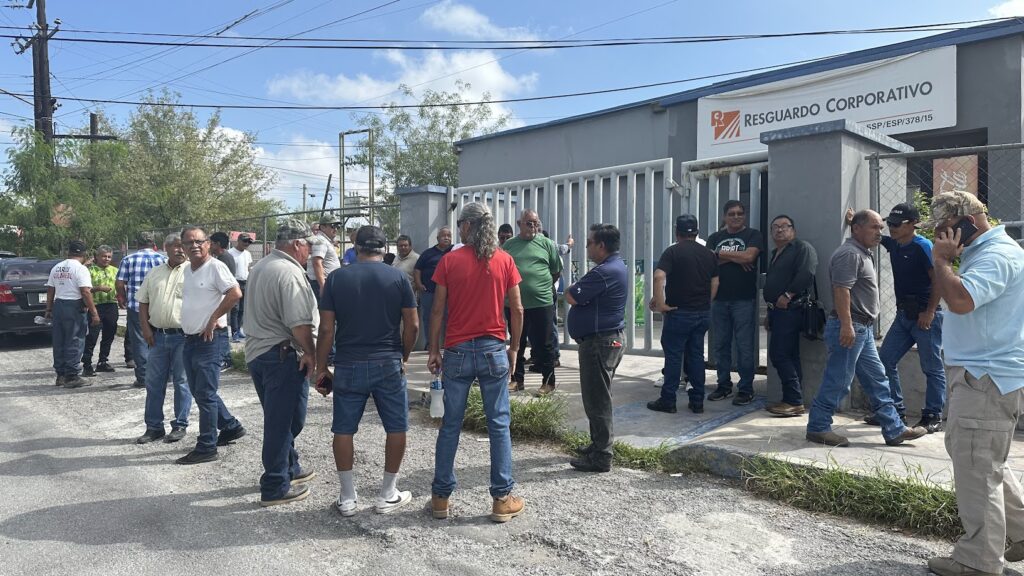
[711,110,740,140]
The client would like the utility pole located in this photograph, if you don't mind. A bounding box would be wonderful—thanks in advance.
[12,0,59,143]
[368,129,375,225]
[53,112,116,197]
[339,128,373,224]
[302,183,307,214]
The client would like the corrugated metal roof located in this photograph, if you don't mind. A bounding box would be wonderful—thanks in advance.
[457,19,1024,146]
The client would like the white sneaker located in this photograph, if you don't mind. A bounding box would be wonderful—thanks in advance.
[653,376,664,388]
[335,497,358,517]
[375,490,412,514]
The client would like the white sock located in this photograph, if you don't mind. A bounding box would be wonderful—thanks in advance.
[337,470,356,502]
[380,471,399,500]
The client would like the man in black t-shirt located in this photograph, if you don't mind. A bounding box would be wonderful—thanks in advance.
[706,200,763,406]
[648,215,719,414]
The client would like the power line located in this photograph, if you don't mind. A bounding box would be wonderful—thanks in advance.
[0,51,867,111]
[1,18,1006,50]
[1,17,1004,44]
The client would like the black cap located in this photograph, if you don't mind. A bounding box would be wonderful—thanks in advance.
[238,233,253,243]
[675,214,699,236]
[886,203,920,226]
[68,240,87,255]
[355,225,387,249]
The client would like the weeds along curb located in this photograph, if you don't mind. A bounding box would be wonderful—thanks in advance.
[740,454,961,540]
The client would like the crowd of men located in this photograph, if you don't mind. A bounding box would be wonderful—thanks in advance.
[41,190,1024,575]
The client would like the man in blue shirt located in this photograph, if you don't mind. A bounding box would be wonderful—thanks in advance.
[565,224,627,473]
[870,203,945,433]
[414,227,453,350]
[926,192,1024,576]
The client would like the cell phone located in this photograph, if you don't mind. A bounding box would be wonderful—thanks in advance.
[315,373,332,396]
[955,218,978,246]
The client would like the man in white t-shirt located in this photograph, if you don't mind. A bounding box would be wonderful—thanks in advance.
[228,234,254,342]
[177,225,245,465]
[46,240,100,389]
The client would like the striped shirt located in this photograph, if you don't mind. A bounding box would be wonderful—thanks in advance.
[117,249,166,311]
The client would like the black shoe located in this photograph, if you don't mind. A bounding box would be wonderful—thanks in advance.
[176,449,218,465]
[96,362,115,373]
[135,428,166,444]
[217,425,247,446]
[576,443,594,456]
[55,375,65,387]
[132,379,146,389]
[688,402,704,414]
[82,365,96,377]
[707,388,733,402]
[570,455,611,473]
[63,375,90,389]
[916,414,943,434]
[164,427,186,443]
[732,392,754,406]
[125,359,136,369]
[220,362,232,373]
[647,398,677,414]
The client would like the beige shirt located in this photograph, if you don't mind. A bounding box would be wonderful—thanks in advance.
[392,250,419,283]
[136,261,185,329]
[243,250,319,362]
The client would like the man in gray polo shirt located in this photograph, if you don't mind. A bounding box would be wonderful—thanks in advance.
[805,209,927,447]
[244,219,320,507]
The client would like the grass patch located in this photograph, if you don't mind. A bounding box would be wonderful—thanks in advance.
[231,348,248,372]
[742,454,961,540]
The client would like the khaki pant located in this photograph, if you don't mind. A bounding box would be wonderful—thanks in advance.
[946,365,1024,573]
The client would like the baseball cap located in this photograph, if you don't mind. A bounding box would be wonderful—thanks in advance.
[355,225,387,249]
[68,240,87,255]
[675,214,700,236]
[238,233,253,244]
[923,191,987,229]
[885,203,920,226]
[318,214,341,227]
[277,219,313,241]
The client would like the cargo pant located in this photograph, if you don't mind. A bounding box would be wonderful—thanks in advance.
[945,365,1024,574]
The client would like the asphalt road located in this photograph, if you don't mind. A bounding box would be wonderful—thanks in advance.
[0,332,982,576]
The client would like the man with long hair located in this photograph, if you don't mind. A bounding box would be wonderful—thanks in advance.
[427,202,526,523]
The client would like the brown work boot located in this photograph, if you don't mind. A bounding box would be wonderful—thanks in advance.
[508,377,524,393]
[431,494,449,519]
[927,556,1000,575]
[490,494,525,523]
[534,373,556,397]
[767,403,806,417]
[806,430,850,447]
[885,425,928,446]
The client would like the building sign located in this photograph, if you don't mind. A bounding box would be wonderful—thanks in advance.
[696,46,957,159]
[933,155,978,196]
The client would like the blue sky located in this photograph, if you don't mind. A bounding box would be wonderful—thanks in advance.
[0,0,1021,210]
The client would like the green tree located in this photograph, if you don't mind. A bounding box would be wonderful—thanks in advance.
[347,81,510,238]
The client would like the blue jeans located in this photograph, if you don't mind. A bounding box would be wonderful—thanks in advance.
[249,346,309,501]
[183,330,241,453]
[52,299,88,376]
[126,308,150,383]
[878,310,946,417]
[659,310,710,405]
[420,291,447,351]
[433,336,514,498]
[768,306,805,406]
[144,331,191,430]
[711,299,756,395]
[807,317,906,441]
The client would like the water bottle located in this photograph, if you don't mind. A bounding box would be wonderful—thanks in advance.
[429,374,445,418]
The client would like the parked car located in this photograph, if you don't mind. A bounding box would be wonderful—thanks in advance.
[0,257,62,336]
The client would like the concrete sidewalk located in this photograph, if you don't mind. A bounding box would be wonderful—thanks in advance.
[403,348,1023,490]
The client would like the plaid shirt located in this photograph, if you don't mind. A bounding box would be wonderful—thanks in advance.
[117,249,166,311]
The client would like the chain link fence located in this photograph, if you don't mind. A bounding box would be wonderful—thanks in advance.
[138,203,400,263]
[870,142,1024,333]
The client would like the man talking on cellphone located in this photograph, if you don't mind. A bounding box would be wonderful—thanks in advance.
[243,219,319,507]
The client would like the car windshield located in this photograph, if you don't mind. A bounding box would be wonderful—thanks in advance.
[1,260,59,283]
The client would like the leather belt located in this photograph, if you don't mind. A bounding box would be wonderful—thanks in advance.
[153,327,183,334]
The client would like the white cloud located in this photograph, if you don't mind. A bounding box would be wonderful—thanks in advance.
[267,49,537,106]
[253,135,372,211]
[989,0,1024,16]
[420,1,538,41]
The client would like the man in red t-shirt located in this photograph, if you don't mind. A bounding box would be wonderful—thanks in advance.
[426,202,526,524]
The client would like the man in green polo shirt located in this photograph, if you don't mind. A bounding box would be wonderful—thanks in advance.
[83,245,120,377]
[503,209,562,395]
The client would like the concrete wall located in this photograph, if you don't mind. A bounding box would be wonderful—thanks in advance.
[395,186,450,254]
